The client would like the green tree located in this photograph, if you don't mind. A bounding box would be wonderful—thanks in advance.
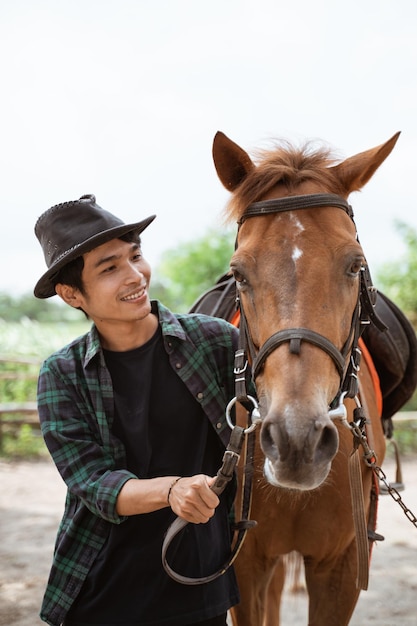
[376,221,417,326]
[151,228,235,312]
[0,292,80,323]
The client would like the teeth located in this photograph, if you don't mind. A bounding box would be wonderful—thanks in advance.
[122,290,144,301]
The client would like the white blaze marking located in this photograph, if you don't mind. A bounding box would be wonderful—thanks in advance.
[292,246,303,261]
[290,214,304,263]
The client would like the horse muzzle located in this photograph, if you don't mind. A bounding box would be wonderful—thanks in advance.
[260,406,339,490]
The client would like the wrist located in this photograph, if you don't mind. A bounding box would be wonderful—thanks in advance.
[167,476,182,505]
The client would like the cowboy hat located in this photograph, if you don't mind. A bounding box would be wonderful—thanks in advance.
[34,194,156,298]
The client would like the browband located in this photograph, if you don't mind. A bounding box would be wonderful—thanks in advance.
[238,193,353,224]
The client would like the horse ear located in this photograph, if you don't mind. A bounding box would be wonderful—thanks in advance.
[212,131,255,191]
[331,132,401,194]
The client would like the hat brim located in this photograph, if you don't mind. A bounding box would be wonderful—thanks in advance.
[34,214,156,298]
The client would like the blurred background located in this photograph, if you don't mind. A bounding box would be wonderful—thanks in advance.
[1,0,417,453]
[1,3,417,624]
[1,0,417,296]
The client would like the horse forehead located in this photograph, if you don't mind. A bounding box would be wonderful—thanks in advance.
[239,206,356,252]
[236,210,358,288]
[289,212,305,233]
[237,212,314,258]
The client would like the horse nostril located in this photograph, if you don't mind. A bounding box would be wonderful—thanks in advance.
[261,416,339,467]
[260,423,276,462]
[314,423,339,463]
[261,422,287,463]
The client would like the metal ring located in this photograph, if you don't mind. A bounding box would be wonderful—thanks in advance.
[225,395,261,433]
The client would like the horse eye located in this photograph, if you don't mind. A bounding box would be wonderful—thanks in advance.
[349,258,363,276]
[232,269,247,287]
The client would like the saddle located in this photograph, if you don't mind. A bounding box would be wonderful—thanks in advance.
[190,274,417,434]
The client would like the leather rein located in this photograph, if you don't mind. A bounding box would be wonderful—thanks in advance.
[162,192,386,585]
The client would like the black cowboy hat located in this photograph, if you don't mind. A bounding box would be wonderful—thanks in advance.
[34,194,156,299]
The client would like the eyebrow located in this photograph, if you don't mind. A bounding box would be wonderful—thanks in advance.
[93,242,140,269]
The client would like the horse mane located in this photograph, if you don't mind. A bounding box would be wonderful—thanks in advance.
[224,141,346,223]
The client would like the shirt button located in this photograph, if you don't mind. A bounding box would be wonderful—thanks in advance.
[216,422,222,429]
[175,362,181,369]
[197,392,204,400]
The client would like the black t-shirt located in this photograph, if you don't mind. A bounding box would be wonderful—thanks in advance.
[66,327,239,626]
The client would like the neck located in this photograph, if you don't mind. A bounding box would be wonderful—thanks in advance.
[97,312,159,352]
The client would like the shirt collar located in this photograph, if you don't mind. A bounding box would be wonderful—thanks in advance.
[153,300,187,341]
[84,324,103,367]
[82,300,186,368]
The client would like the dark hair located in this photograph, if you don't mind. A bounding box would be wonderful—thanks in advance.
[53,231,142,314]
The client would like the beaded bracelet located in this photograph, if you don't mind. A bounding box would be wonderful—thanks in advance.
[167,476,182,505]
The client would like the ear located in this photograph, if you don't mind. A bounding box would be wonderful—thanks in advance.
[55,283,84,308]
[212,131,255,191]
[331,132,401,194]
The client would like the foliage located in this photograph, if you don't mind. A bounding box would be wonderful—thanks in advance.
[388,420,417,457]
[0,319,89,459]
[0,319,89,404]
[400,393,417,412]
[151,228,235,312]
[0,318,90,360]
[0,291,82,323]
[1,424,48,459]
[376,221,417,326]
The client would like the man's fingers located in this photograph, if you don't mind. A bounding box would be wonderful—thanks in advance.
[169,475,220,523]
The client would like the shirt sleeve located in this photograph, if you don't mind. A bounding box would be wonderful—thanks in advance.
[37,359,136,524]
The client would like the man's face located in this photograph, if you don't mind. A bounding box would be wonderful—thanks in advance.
[70,237,152,324]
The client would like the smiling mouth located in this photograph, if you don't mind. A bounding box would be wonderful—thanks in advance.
[121,288,146,301]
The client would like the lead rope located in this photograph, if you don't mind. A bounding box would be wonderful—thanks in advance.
[162,291,261,584]
[348,400,371,590]
[162,425,247,584]
[332,393,371,591]
[161,360,261,584]
[332,391,417,591]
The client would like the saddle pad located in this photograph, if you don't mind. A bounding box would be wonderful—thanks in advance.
[362,291,417,421]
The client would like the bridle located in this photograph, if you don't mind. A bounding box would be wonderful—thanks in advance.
[234,192,387,408]
[231,191,389,592]
[162,192,387,586]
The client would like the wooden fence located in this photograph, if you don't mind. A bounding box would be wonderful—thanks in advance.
[0,357,417,452]
[0,357,41,450]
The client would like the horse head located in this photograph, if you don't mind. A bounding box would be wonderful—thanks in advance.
[213,131,399,491]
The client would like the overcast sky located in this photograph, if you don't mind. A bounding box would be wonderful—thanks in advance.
[1,0,416,296]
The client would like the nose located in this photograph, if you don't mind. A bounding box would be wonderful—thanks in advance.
[260,411,339,465]
[125,259,146,281]
[128,262,142,276]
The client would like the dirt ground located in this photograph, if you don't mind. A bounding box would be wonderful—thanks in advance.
[1,455,416,626]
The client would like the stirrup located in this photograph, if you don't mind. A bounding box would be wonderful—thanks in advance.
[380,438,405,493]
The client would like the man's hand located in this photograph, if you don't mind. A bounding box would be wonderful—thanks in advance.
[167,475,219,523]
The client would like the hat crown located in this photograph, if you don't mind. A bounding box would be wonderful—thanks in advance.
[35,194,124,269]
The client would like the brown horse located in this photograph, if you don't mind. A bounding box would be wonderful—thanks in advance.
[211,131,400,625]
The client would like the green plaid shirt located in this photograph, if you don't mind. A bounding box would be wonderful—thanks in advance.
[38,301,240,626]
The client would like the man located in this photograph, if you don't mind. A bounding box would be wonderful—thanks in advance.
[34,194,241,626]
